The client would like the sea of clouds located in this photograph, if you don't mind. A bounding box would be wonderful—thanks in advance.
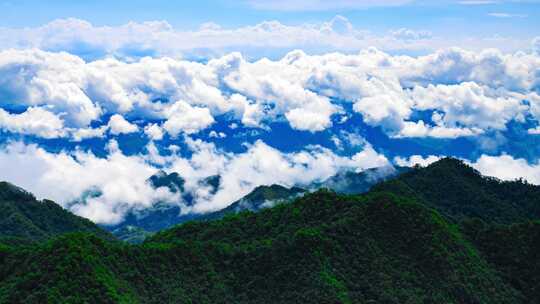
[0,16,539,224]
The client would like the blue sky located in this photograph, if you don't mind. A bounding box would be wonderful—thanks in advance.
[1,0,539,37]
[0,0,540,224]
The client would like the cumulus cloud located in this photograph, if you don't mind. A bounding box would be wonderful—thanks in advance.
[1,47,540,138]
[71,126,108,142]
[0,107,66,138]
[0,141,178,224]
[162,101,215,136]
[209,131,226,138]
[107,114,139,135]
[144,123,164,141]
[471,154,540,184]
[180,139,390,213]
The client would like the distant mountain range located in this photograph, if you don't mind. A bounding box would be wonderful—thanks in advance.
[0,158,538,303]
[107,165,407,242]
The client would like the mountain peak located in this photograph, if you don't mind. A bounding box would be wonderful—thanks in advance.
[373,157,540,224]
[149,171,186,193]
[424,157,477,173]
[0,182,112,242]
[0,181,35,202]
[245,184,305,202]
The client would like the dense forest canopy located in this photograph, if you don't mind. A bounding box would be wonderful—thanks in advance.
[0,158,538,303]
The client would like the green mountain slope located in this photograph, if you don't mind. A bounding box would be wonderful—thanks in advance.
[369,158,540,301]
[372,158,540,224]
[0,182,112,243]
[107,165,407,243]
[0,190,523,303]
[1,158,538,303]
[462,219,540,302]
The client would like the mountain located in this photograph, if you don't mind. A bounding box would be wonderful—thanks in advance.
[367,158,540,301]
[462,219,540,303]
[1,158,539,302]
[316,165,410,194]
[0,190,523,303]
[107,165,407,243]
[0,181,112,244]
[372,157,540,224]
[104,171,215,242]
[110,225,154,244]
[107,181,305,243]
[199,184,306,221]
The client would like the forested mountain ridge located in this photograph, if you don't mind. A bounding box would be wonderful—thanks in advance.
[107,165,402,243]
[107,183,306,243]
[0,158,539,302]
[0,182,112,244]
[372,157,540,224]
[0,190,524,303]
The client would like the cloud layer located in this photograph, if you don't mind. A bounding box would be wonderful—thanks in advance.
[0,47,539,140]
[0,17,536,61]
[0,139,389,224]
[1,23,540,225]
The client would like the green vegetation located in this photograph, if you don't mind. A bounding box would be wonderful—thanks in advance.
[108,184,305,243]
[0,182,112,243]
[371,158,540,302]
[0,190,526,303]
[372,158,540,224]
[111,226,154,245]
[0,158,538,303]
[462,220,540,302]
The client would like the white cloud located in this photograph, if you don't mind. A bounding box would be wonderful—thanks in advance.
[162,101,215,136]
[528,126,540,134]
[71,126,108,142]
[533,37,540,54]
[0,107,66,138]
[285,106,334,132]
[488,12,528,18]
[144,123,164,140]
[0,47,539,138]
[391,28,432,41]
[185,139,390,213]
[0,141,178,224]
[209,130,226,138]
[394,155,443,167]
[0,17,535,62]
[107,114,139,135]
[471,154,540,184]
[0,138,390,223]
